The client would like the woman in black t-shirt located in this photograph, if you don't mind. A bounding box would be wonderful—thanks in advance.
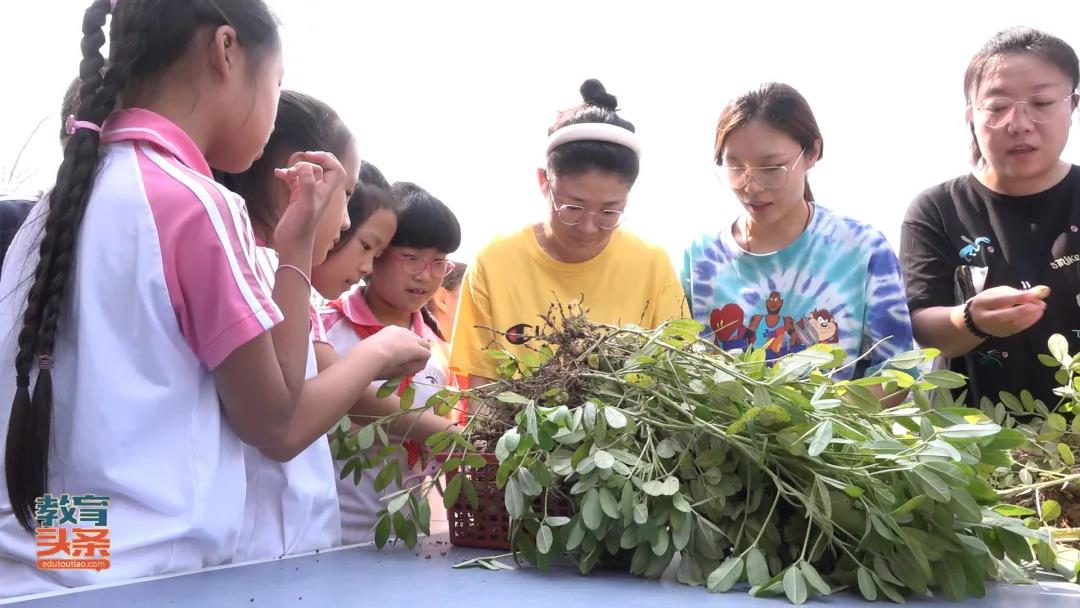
[901,27,1080,408]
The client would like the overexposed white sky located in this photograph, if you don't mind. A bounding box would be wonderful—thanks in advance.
[2,1,1079,264]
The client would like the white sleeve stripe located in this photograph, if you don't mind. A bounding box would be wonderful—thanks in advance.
[140,144,276,330]
[198,177,275,299]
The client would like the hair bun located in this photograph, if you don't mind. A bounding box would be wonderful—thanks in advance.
[580,79,618,111]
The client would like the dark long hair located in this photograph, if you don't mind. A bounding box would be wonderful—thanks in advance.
[714,83,823,202]
[221,90,354,236]
[6,0,280,532]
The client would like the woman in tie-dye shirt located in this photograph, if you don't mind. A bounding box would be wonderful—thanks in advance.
[682,83,913,382]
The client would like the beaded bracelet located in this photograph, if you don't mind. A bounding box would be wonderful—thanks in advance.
[963,299,992,340]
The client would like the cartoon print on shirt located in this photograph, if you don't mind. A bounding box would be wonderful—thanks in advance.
[959,236,992,262]
[747,290,797,354]
[710,303,753,350]
[808,308,839,343]
[709,290,842,358]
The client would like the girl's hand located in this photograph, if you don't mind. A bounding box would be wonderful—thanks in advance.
[273,151,346,249]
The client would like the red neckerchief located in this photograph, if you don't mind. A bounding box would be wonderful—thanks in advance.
[327,298,423,467]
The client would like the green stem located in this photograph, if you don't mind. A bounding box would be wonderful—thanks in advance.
[997,472,1080,497]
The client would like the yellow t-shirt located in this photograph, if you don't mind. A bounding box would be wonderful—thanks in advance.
[450,225,688,379]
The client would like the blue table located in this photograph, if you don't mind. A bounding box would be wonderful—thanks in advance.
[4,535,1080,607]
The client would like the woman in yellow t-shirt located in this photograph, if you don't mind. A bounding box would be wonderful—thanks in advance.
[450,79,688,386]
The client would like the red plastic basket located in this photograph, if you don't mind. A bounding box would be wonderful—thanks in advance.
[443,453,574,550]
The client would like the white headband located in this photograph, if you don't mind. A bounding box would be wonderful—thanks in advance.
[545,123,641,158]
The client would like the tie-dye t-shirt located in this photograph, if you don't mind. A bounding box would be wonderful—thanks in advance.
[681,204,913,379]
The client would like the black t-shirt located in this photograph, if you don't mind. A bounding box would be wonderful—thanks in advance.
[901,165,1080,408]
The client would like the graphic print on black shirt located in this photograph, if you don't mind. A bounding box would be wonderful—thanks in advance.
[901,165,1080,408]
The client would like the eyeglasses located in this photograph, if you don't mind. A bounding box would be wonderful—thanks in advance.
[971,93,1077,129]
[388,251,456,277]
[719,147,806,190]
[547,188,625,230]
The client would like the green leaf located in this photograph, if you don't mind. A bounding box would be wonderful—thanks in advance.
[604,407,628,429]
[893,494,928,515]
[843,485,865,498]
[1048,413,1068,433]
[1049,333,1070,364]
[495,429,520,462]
[983,427,1025,450]
[463,454,488,469]
[516,468,542,496]
[643,480,665,497]
[856,567,878,601]
[993,504,1036,517]
[651,528,669,556]
[1039,353,1062,368]
[783,566,808,605]
[799,561,831,595]
[1035,540,1057,570]
[374,513,391,548]
[439,457,463,476]
[949,490,983,524]
[673,512,693,550]
[999,391,1023,413]
[504,477,525,518]
[924,370,967,389]
[937,556,966,601]
[998,529,1033,564]
[387,493,410,514]
[889,348,936,370]
[566,519,586,551]
[707,556,744,593]
[1059,443,1077,466]
[537,524,553,554]
[844,384,882,412]
[355,424,376,451]
[443,473,463,508]
[582,488,603,530]
[633,502,648,525]
[496,391,531,405]
[598,487,620,519]
[912,467,951,502]
[1043,500,1063,523]
[872,556,903,586]
[956,533,990,555]
[656,439,677,459]
[376,378,401,399]
[594,449,615,470]
[525,405,539,441]
[373,459,401,493]
[923,461,970,487]
[660,476,680,496]
[937,423,1000,440]
[399,383,416,409]
[624,372,656,390]
[746,547,770,586]
[673,493,691,513]
[462,476,479,509]
[807,421,833,457]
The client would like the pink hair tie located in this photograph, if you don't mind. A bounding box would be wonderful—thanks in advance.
[65,115,102,136]
[110,0,118,9]
[37,355,54,370]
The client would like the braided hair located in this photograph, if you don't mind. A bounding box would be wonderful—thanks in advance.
[6,0,280,532]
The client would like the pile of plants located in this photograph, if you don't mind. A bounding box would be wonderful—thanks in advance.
[331,304,1072,603]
